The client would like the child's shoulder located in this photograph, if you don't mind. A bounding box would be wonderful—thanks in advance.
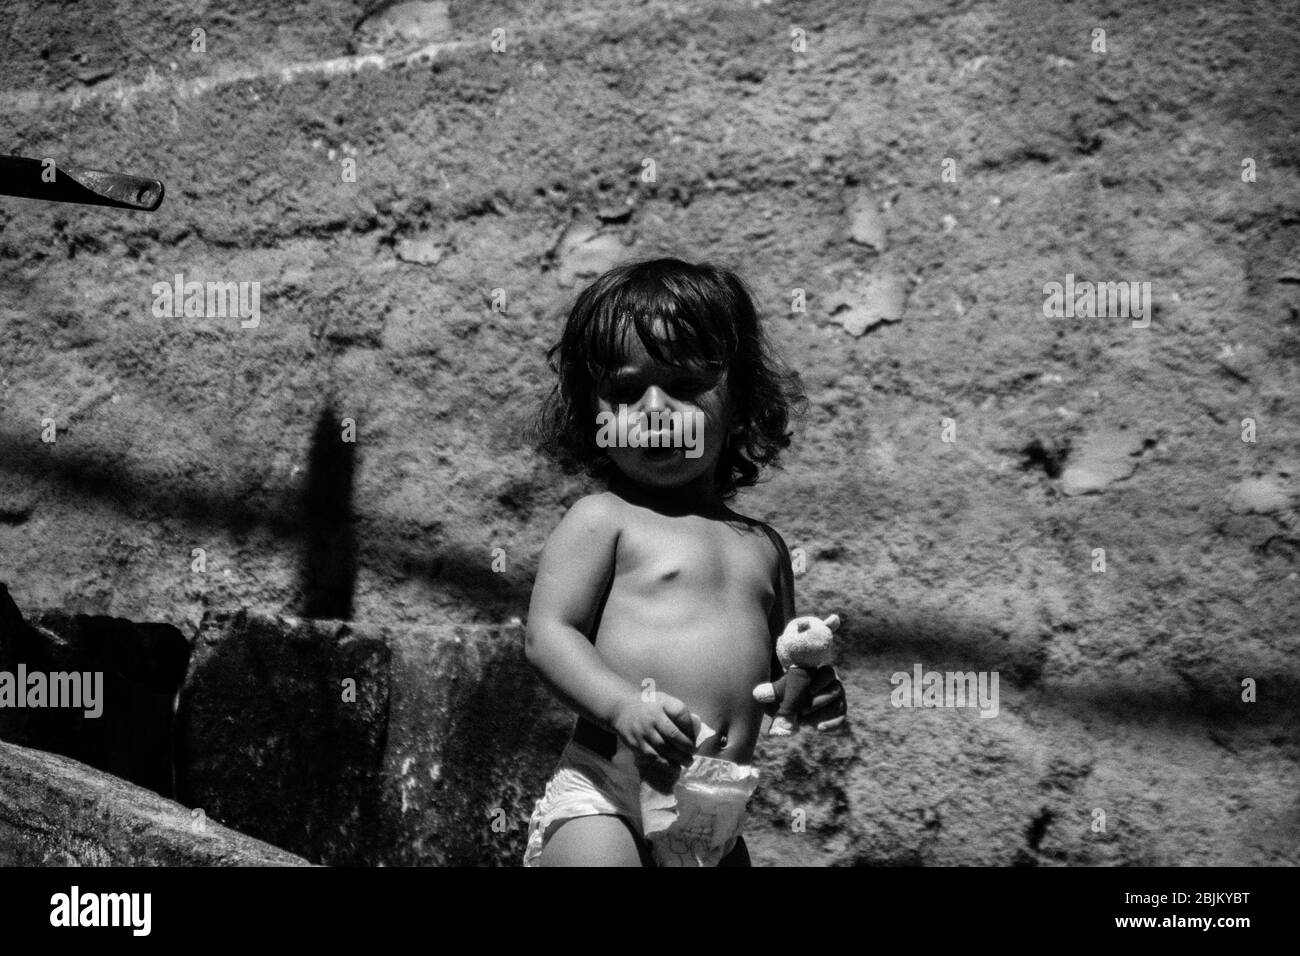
[542,493,626,554]
[721,508,790,564]
[558,491,627,525]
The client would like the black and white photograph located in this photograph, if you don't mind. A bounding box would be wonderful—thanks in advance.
[0,0,1293,932]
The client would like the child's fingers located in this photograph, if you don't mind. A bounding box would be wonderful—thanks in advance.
[799,666,845,716]
[804,694,848,729]
[655,714,695,748]
[806,665,841,695]
[637,729,667,761]
[653,714,696,761]
[805,684,845,714]
[657,693,692,724]
[657,695,699,739]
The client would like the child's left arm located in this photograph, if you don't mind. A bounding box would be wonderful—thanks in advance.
[766,528,796,684]
[761,526,848,733]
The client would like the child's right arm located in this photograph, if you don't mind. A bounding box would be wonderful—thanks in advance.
[524,494,697,766]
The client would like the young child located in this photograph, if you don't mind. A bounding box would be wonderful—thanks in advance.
[523,257,843,867]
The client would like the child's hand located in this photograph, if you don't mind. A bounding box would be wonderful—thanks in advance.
[613,691,699,767]
[758,665,848,733]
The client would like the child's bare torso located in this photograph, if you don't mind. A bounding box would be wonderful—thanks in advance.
[590,492,778,764]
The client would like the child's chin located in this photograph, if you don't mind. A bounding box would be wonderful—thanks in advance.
[630,469,694,488]
[611,449,714,489]
[619,465,701,492]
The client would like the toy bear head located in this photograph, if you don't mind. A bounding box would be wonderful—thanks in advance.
[775,613,841,669]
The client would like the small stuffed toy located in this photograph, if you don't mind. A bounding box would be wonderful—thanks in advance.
[752,613,841,736]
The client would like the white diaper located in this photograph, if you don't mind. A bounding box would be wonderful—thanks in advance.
[523,732,760,867]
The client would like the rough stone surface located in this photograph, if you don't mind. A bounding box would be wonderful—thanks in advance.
[846,192,886,251]
[827,272,909,335]
[552,218,629,288]
[1226,476,1294,515]
[176,609,571,865]
[748,666,1300,866]
[1059,427,1149,496]
[0,737,309,866]
[355,1,455,54]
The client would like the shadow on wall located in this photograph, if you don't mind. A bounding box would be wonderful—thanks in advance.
[300,402,357,621]
[0,404,535,617]
[837,611,1300,732]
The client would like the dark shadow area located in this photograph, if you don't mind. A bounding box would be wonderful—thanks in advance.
[174,609,392,864]
[0,582,191,797]
[0,425,535,615]
[299,403,357,621]
[836,612,1300,730]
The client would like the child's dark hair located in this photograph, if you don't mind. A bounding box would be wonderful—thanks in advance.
[532,257,806,499]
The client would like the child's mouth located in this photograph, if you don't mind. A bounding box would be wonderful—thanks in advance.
[642,443,678,460]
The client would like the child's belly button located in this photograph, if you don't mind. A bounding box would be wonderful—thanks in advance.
[707,719,741,751]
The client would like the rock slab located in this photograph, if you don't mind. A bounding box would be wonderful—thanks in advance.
[0,737,308,866]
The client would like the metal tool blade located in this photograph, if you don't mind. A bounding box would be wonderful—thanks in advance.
[0,154,164,211]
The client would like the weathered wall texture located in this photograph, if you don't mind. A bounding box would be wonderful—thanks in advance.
[1,0,1297,865]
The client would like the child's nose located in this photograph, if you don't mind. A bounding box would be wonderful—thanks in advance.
[637,384,670,412]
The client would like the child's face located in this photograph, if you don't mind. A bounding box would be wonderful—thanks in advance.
[593,328,734,494]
